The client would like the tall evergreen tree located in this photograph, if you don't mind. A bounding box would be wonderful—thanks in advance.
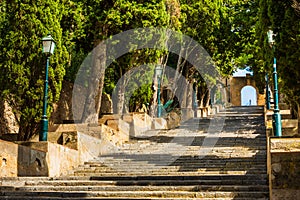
[0,0,82,140]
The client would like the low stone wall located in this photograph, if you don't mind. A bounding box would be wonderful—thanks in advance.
[266,117,298,137]
[270,138,300,200]
[0,140,79,177]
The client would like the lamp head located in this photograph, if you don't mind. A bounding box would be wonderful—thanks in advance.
[267,30,276,46]
[155,65,163,78]
[42,33,56,55]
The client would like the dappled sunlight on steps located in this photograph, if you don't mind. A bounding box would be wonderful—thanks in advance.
[0,106,269,199]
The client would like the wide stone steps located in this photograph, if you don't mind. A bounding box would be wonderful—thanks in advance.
[0,106,269,199]
[0,191,269,199]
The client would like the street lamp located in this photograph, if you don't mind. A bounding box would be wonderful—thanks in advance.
[267,29,282,137]
[40,33,56,141]
[265,73,271,110]
[155,65,163,117]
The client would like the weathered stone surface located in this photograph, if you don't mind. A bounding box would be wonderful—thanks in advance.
[0,106,270,199]
[266,110,292,121]
[271,152,300,189]
[270,138,300,152]
[152,118,168,129]
[98,114,120,125]
[0,101,19,135]
[100,93,113,115]
[273,189,300,200]
[266,118,298,137]
[0,139,81,177]
[125,113,153,137]
[106,119,119,131]
[0,140,18,177]
[166,111,180,129]
[181,108,194,121]
[272,163,282,173]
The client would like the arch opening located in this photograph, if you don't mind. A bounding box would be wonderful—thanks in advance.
[241,86,257,106]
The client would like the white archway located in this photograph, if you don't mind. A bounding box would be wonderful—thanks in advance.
[241,86,257,106]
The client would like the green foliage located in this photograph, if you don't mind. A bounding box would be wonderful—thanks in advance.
[256,0,300,109]
[0,0,82,140]
[5,0,296,140]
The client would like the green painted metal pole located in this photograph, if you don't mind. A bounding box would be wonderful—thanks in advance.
[272,57,282,137]
[266,73,271,110]
[40,56,50,141]
[157,76,162,118]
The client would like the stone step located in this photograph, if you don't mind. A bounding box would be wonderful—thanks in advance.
[73,172,267,177]
[83,160,268,166]
[22,179,267,187]
[0,106,269,199]
[12,185,269,192]
[0,191,269,199]
[0,197,269,200]
[75,165,267,172]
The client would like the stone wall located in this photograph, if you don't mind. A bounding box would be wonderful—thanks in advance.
[270,138,300,200]
[0,140,80,177]
[230,75,265,106]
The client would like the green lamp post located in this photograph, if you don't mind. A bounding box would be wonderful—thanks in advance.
[267,29,282,137]
[155,65,163,118]
[40,33,56,141]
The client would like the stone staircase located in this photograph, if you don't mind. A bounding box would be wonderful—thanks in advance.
[0,106,269,199]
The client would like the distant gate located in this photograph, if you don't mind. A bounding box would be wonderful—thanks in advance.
[230,73,264,106]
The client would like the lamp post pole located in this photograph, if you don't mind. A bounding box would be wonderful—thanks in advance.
[265,73,271,110]
[272,55,282,137]
[40,33,56,141]
[40,57,50,141]
[267,30,282,137]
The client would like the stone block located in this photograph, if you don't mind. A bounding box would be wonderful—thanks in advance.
[279,103,290,110]
[152,118,168,129]
[98,114,120,125]
[122,114,134,124]
[0,140,18,177]
[166,112,180,129]
[107,119,119,131]
[181,108,194,121]
[266,110,292,120]
[272,189,300,200]
[47,142,79,177]
[271,151,300,189]
[132,114,152,137]
[0,140,81,177]
[118,119,130,135]
[267,119,298,136]
[101,124,129,145]
[270,138,300,153]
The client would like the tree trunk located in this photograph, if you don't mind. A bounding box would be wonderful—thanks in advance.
[150,72,158,117]
[187,82,193,108]
[81,43,106,124]
[117,76,126,115]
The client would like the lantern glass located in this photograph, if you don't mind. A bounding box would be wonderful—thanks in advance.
[42,34,56,54]
[267,30,275,45]
[155,65,163,78]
